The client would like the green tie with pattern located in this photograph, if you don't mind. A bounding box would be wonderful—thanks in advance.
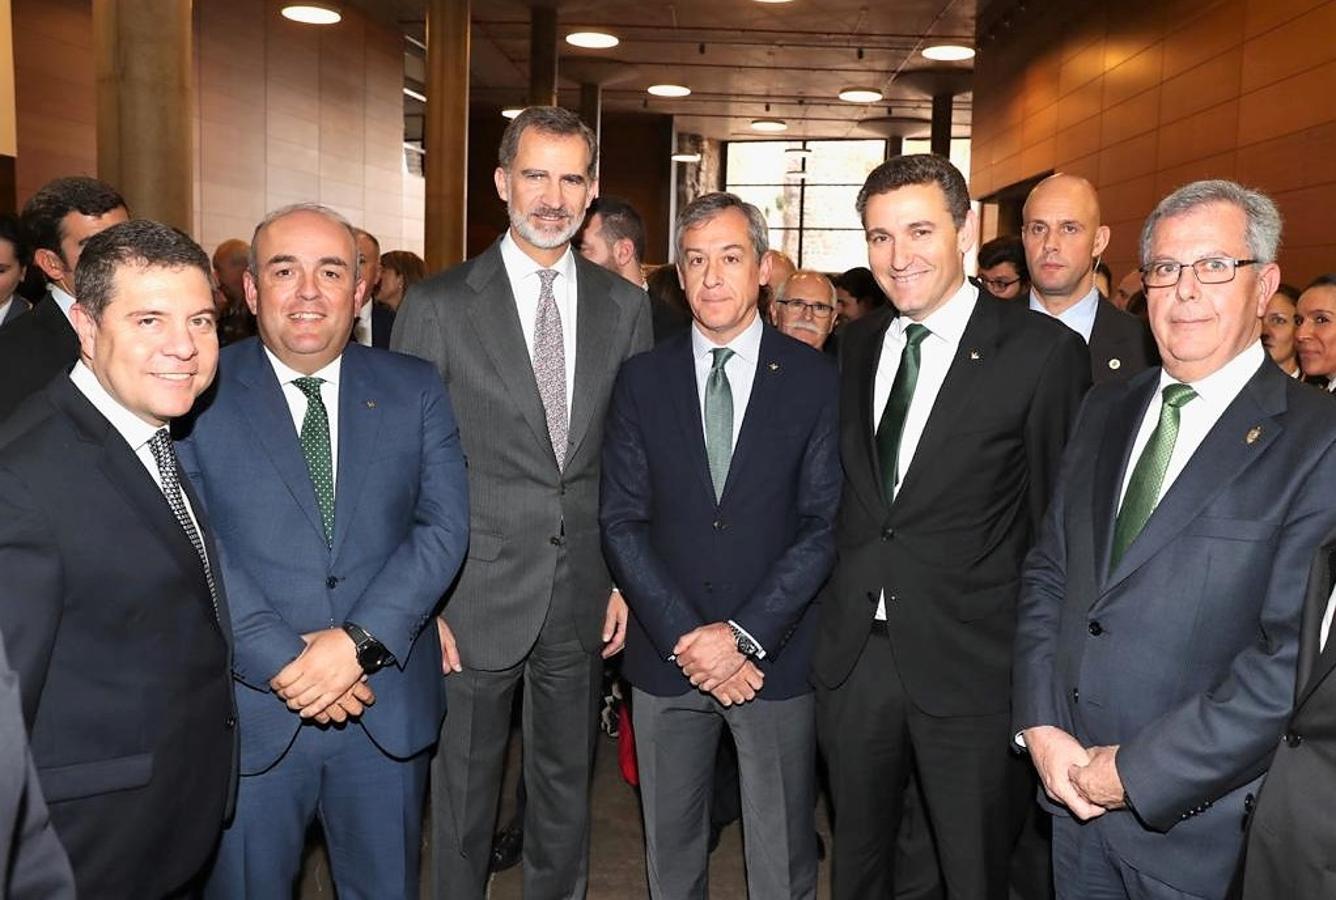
[1110,382,1198,568]
[876,323,931,501]
[705,347,735,502]
[293,376,335,546]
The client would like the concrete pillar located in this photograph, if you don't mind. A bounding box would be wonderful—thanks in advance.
[424,0,470,270]
[579,82,601,144]
[931,93,953,157]
[529,4,558,107]
[885,136,903,160]
[93,0,193,230]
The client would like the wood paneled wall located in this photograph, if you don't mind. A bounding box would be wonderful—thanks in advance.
[972,0,1336,286]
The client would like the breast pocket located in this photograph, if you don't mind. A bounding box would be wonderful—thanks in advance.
[1183,516,1279,542]
[39,751,155,804]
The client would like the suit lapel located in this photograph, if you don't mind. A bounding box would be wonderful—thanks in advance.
[1091,375,1158,587]
[844,307,893,521]
[331,346,379,558]
[666,333,717,505]
[568,257,620,465]
[1294,542,1336,710]
[722,325,784,502]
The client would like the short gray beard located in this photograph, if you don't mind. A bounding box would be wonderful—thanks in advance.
[509,203,581,250]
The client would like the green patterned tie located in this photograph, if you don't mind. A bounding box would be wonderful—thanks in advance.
[1110,383,1198,567]
[293,376,335,546]
[876,323,931,501]
[705,347,735,502]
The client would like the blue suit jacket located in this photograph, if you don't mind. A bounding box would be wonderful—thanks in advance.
[1013,357,1336,896]
[601,324,841,699]
[179,339,469,774]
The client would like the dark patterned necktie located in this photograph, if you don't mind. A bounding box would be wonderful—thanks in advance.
[293,376,335,546]
[148,429,219,621]
[533,269,569,470]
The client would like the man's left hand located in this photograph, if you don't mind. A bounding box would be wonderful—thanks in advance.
[1070,744,1126,810]
[601,589,629,659]
[673,622,744,692]
[271,628,364,718]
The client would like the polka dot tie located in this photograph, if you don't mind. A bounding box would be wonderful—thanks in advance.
[147,429,220,622]
[293,376,335,546]
[533,269,568,471]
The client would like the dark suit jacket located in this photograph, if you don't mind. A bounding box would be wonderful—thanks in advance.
[0,377,236,899]
[371,301,396,349]
[1242,536,1336,897]
[178,339,469,775]
[391,240,652,670]
[1014,357,1336,897]
[601,324,842,698]
[812,290,1090,716]
[1,295,30,326]
[0,293,79,422]
[1088,296,1158,385]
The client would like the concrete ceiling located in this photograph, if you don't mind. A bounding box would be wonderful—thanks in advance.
[348,0,977,142]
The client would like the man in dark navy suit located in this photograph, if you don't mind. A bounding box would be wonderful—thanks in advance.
[601,191,841,899]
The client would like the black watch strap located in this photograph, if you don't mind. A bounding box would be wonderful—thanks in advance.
[343,622,395,674]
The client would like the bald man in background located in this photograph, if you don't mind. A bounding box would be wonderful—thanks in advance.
[1022,175,1157,385]
[212,238,256,346]
[771,270,838,351]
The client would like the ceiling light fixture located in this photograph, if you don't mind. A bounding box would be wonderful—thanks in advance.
[671,153,702,163]
[750,118,788,133]
[753,0,796,4]
[403,87,427,102]
[839,87,884,103]
[648,84,691,98]
[566,31,619,49]
[785,147,812,157]
[922,44,976,61]
[281,3,341,25]
[501,107,523,119]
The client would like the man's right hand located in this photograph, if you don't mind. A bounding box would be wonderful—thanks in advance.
[1022,725,1106,821]
[313,679,376,725]
[709,660,764,707]
[437,616,462,675]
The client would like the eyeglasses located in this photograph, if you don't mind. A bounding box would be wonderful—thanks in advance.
[978,276,1021,292]
[1140,256,1257,289]
[775,299,835,318]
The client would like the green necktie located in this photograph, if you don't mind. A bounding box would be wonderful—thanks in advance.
[705,347,735,502]
[876,323,931,501]
[293,376,335,546]
[1110,383,1198,567]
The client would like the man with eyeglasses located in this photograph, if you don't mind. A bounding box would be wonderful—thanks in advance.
[1022,174,1158,385]
[770,270,838,351]
[1014,179,1336,900]
[977,235,1028,300]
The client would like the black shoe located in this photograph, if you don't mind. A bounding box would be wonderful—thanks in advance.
[489,825,524,873]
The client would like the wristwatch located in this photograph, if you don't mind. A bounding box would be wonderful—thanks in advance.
[728,622,761,659]
[343,622,396,675]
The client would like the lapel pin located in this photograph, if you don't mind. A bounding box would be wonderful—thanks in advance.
[768,362,780,372]
[969,349,982,361]
[1245,426,1262,445]
[1108,358,1122,370]
[365,400,377,409]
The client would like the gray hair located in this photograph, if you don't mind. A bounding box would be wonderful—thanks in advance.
[248,202,360,282]
[674,192,769,262]
[775,269,836,305]
[498,106,599,181]
[1139,179,1282,266]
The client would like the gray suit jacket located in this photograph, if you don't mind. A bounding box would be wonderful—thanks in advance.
[392,239,652,669]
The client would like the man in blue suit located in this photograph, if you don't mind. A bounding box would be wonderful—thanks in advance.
[1014,179,1336,899]
[601,192,841,898]
[180,203,469,899]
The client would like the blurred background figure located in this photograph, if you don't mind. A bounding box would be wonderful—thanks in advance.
[577,196,648,288]
[771,269,837,351]
[976,235,1028,299]
[832,266,887,326]
[378,250,426,313]
[646,264,692,344]
[1261,283,1302,378]
[212,237,256,346]
[0,215,31,326]
[758,249,796,318]
[1093,260,1113,298]
[1296,274,1336,391]
[1112,268,1142,309]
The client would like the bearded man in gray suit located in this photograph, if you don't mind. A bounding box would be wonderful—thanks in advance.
[392,105,652,900]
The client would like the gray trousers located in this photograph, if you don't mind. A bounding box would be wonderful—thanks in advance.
[1051,816,1209,900]
[430,600,601,900]
[633,686,818,900]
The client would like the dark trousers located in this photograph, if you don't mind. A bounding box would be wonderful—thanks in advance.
[817,626,1031,900]
[1051,816,1209,900]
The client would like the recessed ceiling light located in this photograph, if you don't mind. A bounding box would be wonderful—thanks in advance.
[648,84,691,98]
[839,87,884,103]
[281,3,341,25]
[671,153,702,163]
[502,107,523,119]
[403,87,427,103]
[750,118,788,133]
[566,31,619,49]
[922,44,975,61]
[753,0,796,3]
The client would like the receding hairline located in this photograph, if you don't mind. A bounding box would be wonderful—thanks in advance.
[1023,173,1102,225]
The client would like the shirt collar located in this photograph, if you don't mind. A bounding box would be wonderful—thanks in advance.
[500,230,576,286]
[1158,340,1266,412]
[50,284,77,323]
[692,309,764,365]
[893,278,978,345]
[263,345,343,389]
[69,361,163,454]
[1028,285,1100,320]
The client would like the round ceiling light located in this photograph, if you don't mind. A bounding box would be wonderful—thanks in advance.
[501,107,523,119]
[648,84,692,98]
[750,118,788,133]
[566,31,619,49]
[922,44,975,61]
[839,87,884,103]
[281,3,341,25]
[671,153,702,163]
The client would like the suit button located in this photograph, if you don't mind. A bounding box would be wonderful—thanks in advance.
[704,581,713,591]
[549,536,564,547]
[225,715,236,730]
[1071,688,1080,703]
[713,519,723,530]
[1244,793,1255,813]
[326,576,338,589]
[1284,731,1303,747]
[1087,621,1103,636]
[881,528,894,541]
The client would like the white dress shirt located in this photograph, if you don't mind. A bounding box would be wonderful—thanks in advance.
[1320,585,1336,653]
[1117,342,1265,510]
[50,284,77,324]
[1029,286,1099,344]
[0,297,15,323]
[264,348,343,494]
[500,231,578,419]
[873,278,979,619]
[353,299,373,347]
[68,362,204,532]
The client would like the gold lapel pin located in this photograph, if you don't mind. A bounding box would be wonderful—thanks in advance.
[1108,358,1122,370]
[365,400,377,409]
[1245,426,1262,445]
[768,362,780,372]
[969,349,982,360]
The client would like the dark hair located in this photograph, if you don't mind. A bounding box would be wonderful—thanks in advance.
[1307,273,1336,291]
[856,154,970,229]
[74,220,211,321]
[20,176,127,262]
[675,192,768,261]
[585,196,646,263]
[0,214,31,267]
[498,106,598,181]
[976,235,1027,278]
[380,250,426,293]
[1273,282,1302,302]
[833,266,887,309]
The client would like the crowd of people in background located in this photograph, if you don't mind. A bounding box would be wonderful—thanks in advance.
[0,103,1334,900]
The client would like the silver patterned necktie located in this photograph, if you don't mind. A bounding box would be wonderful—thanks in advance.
[705,347,735,501]
[534,268,568,470]
[147,429,220,622]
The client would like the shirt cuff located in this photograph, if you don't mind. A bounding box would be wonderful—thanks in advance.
[728,619,767,659]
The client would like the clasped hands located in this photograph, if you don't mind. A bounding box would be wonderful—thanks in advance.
[674,622,763,707]
[270,628,374,725]
[1022,725,1125,820]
